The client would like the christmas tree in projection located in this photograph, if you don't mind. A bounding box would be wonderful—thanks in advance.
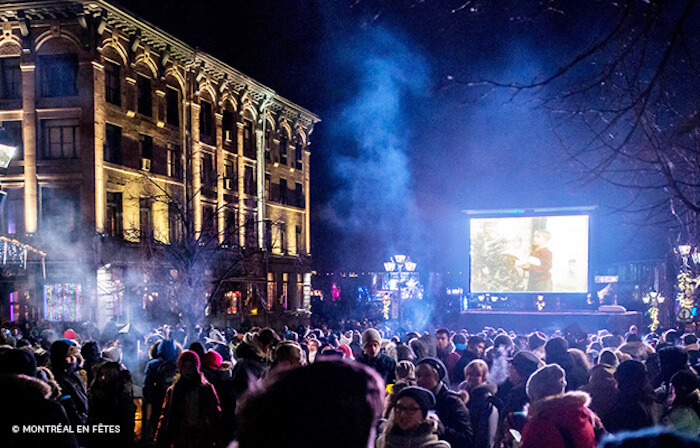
[470,221,524,293]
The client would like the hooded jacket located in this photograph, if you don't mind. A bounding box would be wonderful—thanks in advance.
[579,364,617,420]
[231,333,269,397]
[520,391,596,448]
[50,339,88,427]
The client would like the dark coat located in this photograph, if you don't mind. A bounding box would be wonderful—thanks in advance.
[1,373,79,448]
[468,383,499,448]
[54,369,89,427]
[453,350,479,385]
[87,383,136,448]
[433,382,474,448]
[231,338,267,397]
[603,391,656,433]
[357,352,397,385]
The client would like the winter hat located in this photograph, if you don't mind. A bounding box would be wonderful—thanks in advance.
[81,341,100,362]
[362,329,382,348]
[0,347,37,377]
[63,329,78,341]
[337,344,353,359]
[545,337,569,361]
[598,348,619,367]
[396,386,436,418]
[671,370,699,397]
[526,364,567,401]
[102,346,122,363]
[395,360,416,381]
[178,349,201,372]
[416,357,448,382]
[510,351,543,378]
[202,350,223,369]
[528,332,547,350]
[50,339,79,370]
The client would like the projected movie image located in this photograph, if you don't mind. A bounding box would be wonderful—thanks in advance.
[470,215,589,293]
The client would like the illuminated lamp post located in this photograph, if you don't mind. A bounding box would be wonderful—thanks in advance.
[642,290,665,332]
[383,255,419,322]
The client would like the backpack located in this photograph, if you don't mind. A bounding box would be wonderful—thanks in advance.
[156,360,178,393]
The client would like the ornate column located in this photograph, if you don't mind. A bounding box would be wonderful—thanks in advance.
[20,61,37,233]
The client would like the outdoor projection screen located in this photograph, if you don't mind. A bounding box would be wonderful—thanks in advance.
[469,215,589,293]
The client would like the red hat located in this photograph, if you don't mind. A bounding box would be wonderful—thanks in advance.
[178,350,201,372]
[337,344,353,359]
[202,350,223,369]
[63,329,77,340]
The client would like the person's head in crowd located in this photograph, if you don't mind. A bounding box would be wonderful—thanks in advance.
[177,350,201,382]
[493,334,514,355]
[526,364,567,402]
[391,386,436,431]
[659,346,689,384]
[362,328,382,359]
[663,329,682,347]
[467,335,486,357]
[258,328,281,355]
[509,351,543,385]
[435,329,451,351]
[202,350,224,371]
[419,334,438,358]
[337,343,354,360]
[63,328,78,341]
[628,325,638,335]
[568,348,591,375]
[50,339,81,375]
[395,360,416,382]
[683,334,698,348]
[625,333,642,343]
[269,341,304,374]
[90,361,123,393]
[545,336,569,363]
[598,348,620,367]
[410,338,430,361]
[601,334,624,349]
[396,343,415,363]
[0,347,37,376]
[464,359,489,390]
[598,427,700,448]
[188,341,206,360]
[415,357,447,391]
[452,334,467,352]
[615,360,652,396]
[81,341,100,363]
[237,360,384,448]
[671,370,699,405]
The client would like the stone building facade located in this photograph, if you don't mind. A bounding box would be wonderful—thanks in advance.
[0,0,319,329]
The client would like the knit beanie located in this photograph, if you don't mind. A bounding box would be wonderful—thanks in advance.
[202,350,223,369]
[102,346,122,363]
[178,349,201,372]
[416,357,448,382]
[598,348,620,367]
[362,328,382,348]
[396,386,436,418]
[63,329,78,341]
[671,370,699,397]
[526,364,567,401]
[545,337,569,361]
[395,360,416,381]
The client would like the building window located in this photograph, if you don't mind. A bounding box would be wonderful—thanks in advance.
[2,121,23,160]
[105,192,123,238]
[265,174,271,200]
[243,118,255,159]
[224,160,236,190]
[244,165,255,196]
[42,187,80,238]
[201,152,214,187]
[267,272,275,310]
[265,220,272,250]
[40,54,78,97]
[0,57,21,100]
[222,110,235,147]
[225,209,238,245]
[1,188,23,235]
[264,127,272,162]
[279,178,288,205]
[245,216,257,249]
[166,87,179,127]
[200,100,214,144]
[139,134,153,161]
[294,135,303,170]
[104,124,122,164]
[279,132,288,165]
[41,120,78,159]
[167,145,183,180]
[139,198,152,241]
[137,75,152,116]
[202,204,217,241]
[296,225,302,254]
[279,223,287,254]
[168,203,181,244]
[281,272,288,308]
[104,61,120,105]
[295,183,303,208]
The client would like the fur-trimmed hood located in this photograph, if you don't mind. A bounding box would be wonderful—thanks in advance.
[527,390,591,418]
[0,373,52,400]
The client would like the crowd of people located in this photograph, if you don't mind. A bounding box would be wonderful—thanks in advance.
[3,319,700,448]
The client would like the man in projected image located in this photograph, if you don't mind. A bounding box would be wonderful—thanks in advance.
[518,229,553,292]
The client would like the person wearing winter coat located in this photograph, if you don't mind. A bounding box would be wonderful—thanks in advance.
[544,337,589,391]
[603,360,657,433]
[520,364,598,448]
[231,328,279,397]
[467,382,499,448]
[87,361,136,448]
[661,370,700,437]
[580,363,617,420]
[376,386,450,448]
[143,339,180,438]
[416,357,473,448]
[357,328,397,385]
[50,339,89,428]
[155,350,222,448]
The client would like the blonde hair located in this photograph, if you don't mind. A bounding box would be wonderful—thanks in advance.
[464,359,489,378]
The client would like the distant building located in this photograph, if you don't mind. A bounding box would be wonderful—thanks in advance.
[0,0,319,328]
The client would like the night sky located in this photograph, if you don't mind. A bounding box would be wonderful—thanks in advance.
[115,0,668,273]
